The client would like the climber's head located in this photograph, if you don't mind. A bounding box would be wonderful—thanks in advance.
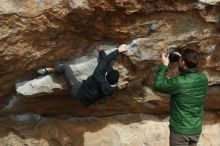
[106,70,119,85]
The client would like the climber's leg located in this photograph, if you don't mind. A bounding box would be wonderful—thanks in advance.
[36,67,55,75]
[37,62,82,98]
[60,63,82,97]
[36,61,67,75]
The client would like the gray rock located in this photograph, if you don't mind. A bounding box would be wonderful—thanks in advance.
[16,75,65,96]
[199,0,220,5]
[8,113,41,124]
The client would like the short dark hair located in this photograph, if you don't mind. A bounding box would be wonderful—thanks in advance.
[181,49,199,68]
[106,70,119,85]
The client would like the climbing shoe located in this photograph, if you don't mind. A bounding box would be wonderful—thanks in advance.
[36,68,49,75]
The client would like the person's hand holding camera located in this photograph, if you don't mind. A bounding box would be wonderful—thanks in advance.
[162,52,181,66]
[162,53,169,66]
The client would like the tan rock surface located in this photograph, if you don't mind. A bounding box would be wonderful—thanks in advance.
[0,0,219,118]
[0,113,219,146]
[0,1,220,145]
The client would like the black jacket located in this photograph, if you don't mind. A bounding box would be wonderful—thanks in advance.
[76,49,120,106]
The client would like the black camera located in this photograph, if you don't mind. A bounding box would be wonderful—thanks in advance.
[168,48,181,63]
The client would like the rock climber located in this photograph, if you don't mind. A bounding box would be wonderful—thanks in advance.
[37,44,128,107]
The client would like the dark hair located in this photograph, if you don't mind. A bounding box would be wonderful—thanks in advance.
[106,70,119,85]
[181,49,199,68]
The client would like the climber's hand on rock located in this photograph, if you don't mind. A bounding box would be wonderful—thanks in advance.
[162,53,169,66]
[96,44,104,52]
[118,44,128,52]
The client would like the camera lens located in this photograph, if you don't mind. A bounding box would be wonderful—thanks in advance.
[169,53,180,62]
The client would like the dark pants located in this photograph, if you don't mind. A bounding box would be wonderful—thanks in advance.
[170,131,201,146]
[54,63,82,98]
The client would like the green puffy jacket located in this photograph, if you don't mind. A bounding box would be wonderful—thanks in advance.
[153,64,208,135]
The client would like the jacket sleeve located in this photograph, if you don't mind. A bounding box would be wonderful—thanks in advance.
[153,64,179,94]
[98,50,107,61]
[100,81,118,96]
[93,49,120,82]
[98,50,114,72]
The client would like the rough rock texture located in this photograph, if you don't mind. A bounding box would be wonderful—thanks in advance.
[0,0,220,145]
[0,113,220,146]
[1,0,220,113]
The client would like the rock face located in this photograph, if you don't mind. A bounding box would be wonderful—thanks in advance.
[0,0,220,145]
[0,113,220,146]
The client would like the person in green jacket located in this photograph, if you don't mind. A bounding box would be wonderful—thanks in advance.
[153,49,208,146]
